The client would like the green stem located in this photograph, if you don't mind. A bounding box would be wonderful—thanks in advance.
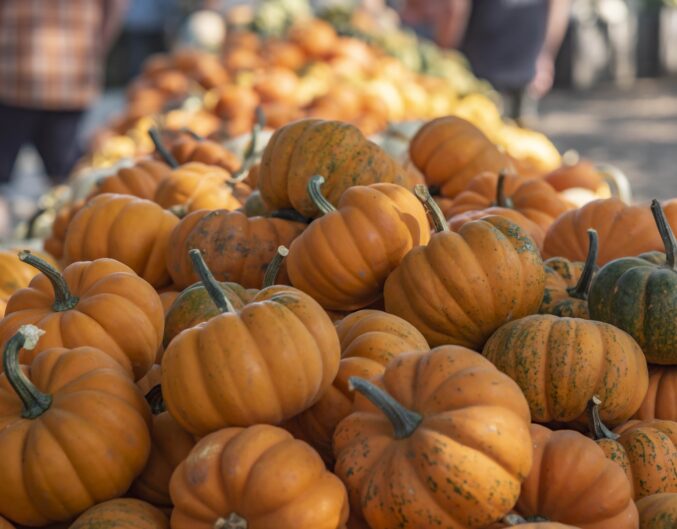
[230,106,265,184]
[269,209,312,224]
[567,229,598,299]
[651,199,677,270]
[149,127,179,169]
[19,251,79,311]
[263,246,289,288]
[587,395,620,441]
[414,185,449,233]
[349,377,422,439]
[308,175,336,215]
[3,325,52,419]
[494,170,514,209]
[189,249,235,313]
[145,384,166,414]
[214,513,247,529]
[179,127,204,141]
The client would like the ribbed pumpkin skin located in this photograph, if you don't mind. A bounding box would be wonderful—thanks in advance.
[409,116,510,198]
[89,160,170,200]
[166,209,306,289]
[540,256,590,318]
[636,493,677,529]
[0,259,164,381]
[334,347,533,529]
[170,425,349,529]
[258,119,407,217]
[517,425,638,529]
[287,184,431,311]
[43,199,85,261]
[384,215,545,348]
[62,193,179,288]
[483,315,648,426]
[162,286,340,436]
[168,136,240,173]
[635,366,677,421]
[130,412,195,508]
[490,522,581,529]
[0,251,57,318]
[284,310,429,463]
[69,499,168,529]
[0,347,151,526]
[589,253,677,365]
[543,198,677,264]
[137,364,161,396]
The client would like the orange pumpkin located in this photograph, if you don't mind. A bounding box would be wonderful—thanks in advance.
[88,160,171,200]
[635,365,677,421]
[287,176,430,311]
[43,199,85,261]
[636,493,677,529]
[288,19,338,58]
[0,516,13,529]
[164,134,240,174]
[69,499,168,529]
[0,254,164,380]
[137,364,162,396]
[162,280,340,436]
[258,119,408,217]
[158,290,179,315]
[62,193,179,288]
[516,424,638,528]
[212,85,260,121]
[0,327,151,526]
[334,346,533,528]
[170,425,349,529]
[253,66,300,104]
[409,116,511,198]
[166,209,306,290]
[384,187,545,348]
[0,250,57,318]
[284,309,429,464]
[544,160,606,192]
[483,315,648,427]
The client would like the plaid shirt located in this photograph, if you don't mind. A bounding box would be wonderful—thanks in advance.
[0,0,105,110]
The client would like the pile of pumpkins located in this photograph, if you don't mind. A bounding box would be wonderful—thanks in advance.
[1,114,676,529]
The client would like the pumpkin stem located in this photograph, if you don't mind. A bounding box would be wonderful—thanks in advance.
[494,170,513,209]
[348,376,422,439]
[587,395,620,441]
[230,106,265,184]
[3,325,52,419]
[214,513,248,529]
[263,246,289,288]
[651,199,677,270]
[270,209,312,224]
[189,249,236,313]
[179,127,204,141]
[148,127,179,169]
[145,384,166,414]
[18,251,79,311]
[308,175,337,215]
[502,514,528,526]
[567,229,598,299]
[414,184,449,233]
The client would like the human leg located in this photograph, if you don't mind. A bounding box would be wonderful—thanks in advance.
[0,102,39,186]
[32,109,85,185]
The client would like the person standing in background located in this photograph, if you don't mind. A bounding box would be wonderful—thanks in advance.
[401,0,571,123]
[0,0,129,194]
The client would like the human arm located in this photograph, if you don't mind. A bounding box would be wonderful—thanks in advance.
[433,0,471,49]
[101,0,131,54]
[530,0,572,97]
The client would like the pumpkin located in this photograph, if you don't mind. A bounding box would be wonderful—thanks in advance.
[161,279,340,436]
[137,364,162,396]
[635,365,677,421]
[539,229,598,318]
[384,186,545,349]
[68,499,168,529]
[334,346,533,528]
[0,326,151,526]
[170,425,349,529]
[544,160,608,193]
[62,193,179,288]
[286,176,430,311]
[44,199,85,261]
[166,209,305,290]
[0,516,13,529]
[543,198,677,264]
[589,403,677,500]
[0,253,163,380]
[130,386,195,508]
[288,19,338,58]
[164,133,240,174]
[258,119,408,218]
[483,315,648,426]
[284,309,429,464]
[0,250,58,317]
[515,424,638,528]
[589,200,677,364]
[409,116,510,198]
[88,160,170,200]
[212,85,260,122]
[158,290,180,314]
[491,514,582,528]
[636,493,677,529]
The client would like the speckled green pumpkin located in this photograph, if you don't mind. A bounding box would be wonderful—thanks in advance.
[637,493,677,529]
[589,201,677,364]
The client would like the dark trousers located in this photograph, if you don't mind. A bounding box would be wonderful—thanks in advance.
[0,102,84,186]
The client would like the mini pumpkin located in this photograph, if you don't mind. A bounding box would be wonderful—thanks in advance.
[170,425,349,529]
[88,159,171,200]
[43,199,85,261]
[384,186,545,348]
[539,229,598,318]
[62,193,179,288]
[483,315,648,427]
[164,133,240,173]
[334,346,533,529]
[635,365,677,421]
[0,250,57,318]
[0,253,163,380]
[68,499,168,529]
[0,326,151,526]
[589,200,677,364]
[636,492,677,529]
[287,176,430,311]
